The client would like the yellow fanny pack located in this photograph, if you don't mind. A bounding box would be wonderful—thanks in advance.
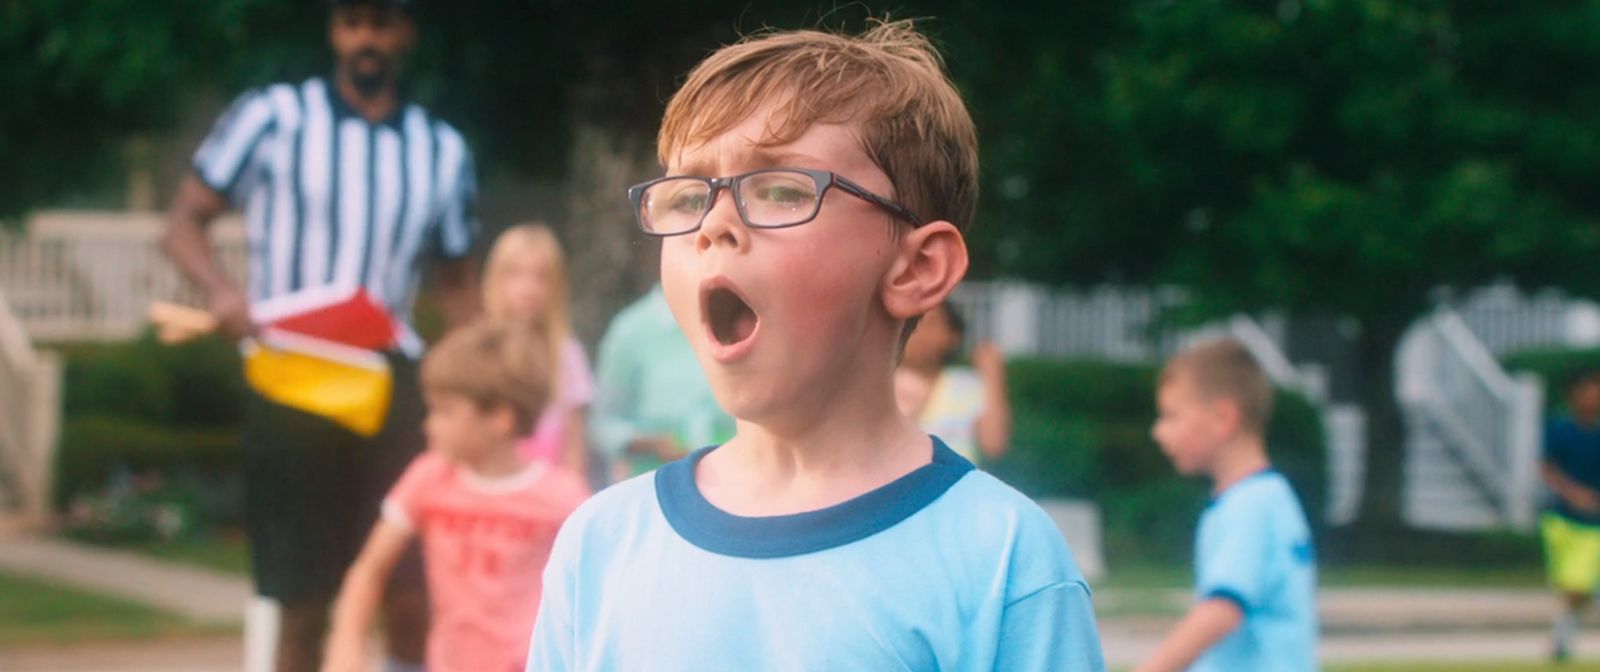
[242,329,393,437]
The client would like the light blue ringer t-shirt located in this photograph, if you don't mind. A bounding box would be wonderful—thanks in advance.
[1192,469,1318,672]
[527,437,1105,671]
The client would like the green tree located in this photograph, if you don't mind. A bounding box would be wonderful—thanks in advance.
[0,0,268,219]
[990,0,1600,527]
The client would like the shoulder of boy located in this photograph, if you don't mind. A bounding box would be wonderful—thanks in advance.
[554,471,656,540]
[953,472,1088,589]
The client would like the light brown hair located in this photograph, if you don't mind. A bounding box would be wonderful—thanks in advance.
[482,223,571,393]
[1159,338,1275,434]
[657,19,979,232]
[420,321,550,435]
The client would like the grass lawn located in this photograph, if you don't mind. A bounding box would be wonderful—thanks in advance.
[0,571,233,645]
[121,532,251,576]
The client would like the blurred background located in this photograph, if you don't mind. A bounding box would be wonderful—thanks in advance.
[2,0,1599,670]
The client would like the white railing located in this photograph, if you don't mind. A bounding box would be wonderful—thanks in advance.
[0,288,61,523]
[1397,307,1543,529]
[0,211,246,342]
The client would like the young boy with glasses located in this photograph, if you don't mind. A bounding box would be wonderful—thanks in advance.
[526,20,1104,671]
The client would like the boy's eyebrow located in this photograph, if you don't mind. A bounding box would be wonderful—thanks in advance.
[668,147,830,177]
[747,147,827,169]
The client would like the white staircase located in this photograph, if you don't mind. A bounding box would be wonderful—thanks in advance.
[0,287,62,526]
[1396,308,1544,531]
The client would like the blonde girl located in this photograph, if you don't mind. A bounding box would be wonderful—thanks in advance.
[482,223,594,477]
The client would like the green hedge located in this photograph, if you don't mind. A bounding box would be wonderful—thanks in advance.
[986,357,1328,564]
[50,335,1330,558]
[59,332,246,427]
[53,332,246,519]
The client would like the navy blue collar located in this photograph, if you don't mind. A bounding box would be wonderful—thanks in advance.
[322,77,408,129]
[656,437,974,558]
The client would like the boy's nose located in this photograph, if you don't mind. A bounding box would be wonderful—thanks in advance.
[695,190,748,253]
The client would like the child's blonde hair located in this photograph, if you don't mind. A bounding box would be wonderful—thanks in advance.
[1160,339,1276,434]
[421,321,550,436]
[482,223,570,394]
[658,19,979,232]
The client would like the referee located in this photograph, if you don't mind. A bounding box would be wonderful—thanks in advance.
[162,1,478,670]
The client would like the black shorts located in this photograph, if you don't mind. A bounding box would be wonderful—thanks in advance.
[241,353,426,601]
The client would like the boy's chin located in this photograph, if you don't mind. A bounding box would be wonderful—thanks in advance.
[705,381,791,430]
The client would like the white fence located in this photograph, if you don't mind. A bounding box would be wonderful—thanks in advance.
[1,211,246,342]
[1454,284,1600,355]
[950,283,1188,361]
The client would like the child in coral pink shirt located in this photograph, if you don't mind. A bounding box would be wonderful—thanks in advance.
[323,322,589,672]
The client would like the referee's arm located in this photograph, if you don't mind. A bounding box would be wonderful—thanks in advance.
[163,174,254,341]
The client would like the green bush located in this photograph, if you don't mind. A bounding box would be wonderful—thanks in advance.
[59,332,246,427]
[59,341,173,421]
[54,415,239,511]
[1501,346,1600,415]
[52,332,246,524]
[987,357,1328,564]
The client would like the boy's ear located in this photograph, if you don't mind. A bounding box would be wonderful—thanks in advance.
[489,402,521,437]
[1210,397,1244,437]
[882,220,968,320]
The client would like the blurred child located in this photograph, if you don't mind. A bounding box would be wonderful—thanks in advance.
[897,300,1013,463]
[1539,368,1600,662]
[591,282,733,481]
[1138,339,1317,672]
[323,321,589,672]
[483,223,595,478]
[527,20,1103,670]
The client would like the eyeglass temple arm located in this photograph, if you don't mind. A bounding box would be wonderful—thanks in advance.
[834,178,923,226]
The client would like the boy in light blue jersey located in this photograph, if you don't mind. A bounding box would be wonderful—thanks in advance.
[527,19,1104,672]
[1138,339,1318,672]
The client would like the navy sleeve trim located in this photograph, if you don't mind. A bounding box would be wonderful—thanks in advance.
[1205,588,1252,614]
[656,436,975,558]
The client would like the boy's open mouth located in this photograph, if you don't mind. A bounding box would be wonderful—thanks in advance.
[706,286,759,347]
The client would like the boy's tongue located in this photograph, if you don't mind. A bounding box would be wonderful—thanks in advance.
[729,306,757,343]
[710,288,758,346]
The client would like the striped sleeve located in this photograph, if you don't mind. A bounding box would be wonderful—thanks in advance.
[192,88,277,199]
[431,126,479,260]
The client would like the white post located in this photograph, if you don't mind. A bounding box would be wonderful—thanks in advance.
[25,351,61,521]
[992,282,1041,357]
[1506,372,1544,530]
[244,596,281,672]
[1323,404,1366,526]
[1564,302,1600,348]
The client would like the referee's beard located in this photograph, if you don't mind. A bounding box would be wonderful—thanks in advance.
[346,49,398,99]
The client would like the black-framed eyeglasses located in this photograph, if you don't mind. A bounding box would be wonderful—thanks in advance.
[627,167,923,237]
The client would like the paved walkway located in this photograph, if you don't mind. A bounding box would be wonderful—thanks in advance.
[0,534,1585,670]
[0,536,249,624]
[1099,585,1558,632]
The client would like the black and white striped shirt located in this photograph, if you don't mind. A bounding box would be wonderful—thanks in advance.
[193,76,478,355]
